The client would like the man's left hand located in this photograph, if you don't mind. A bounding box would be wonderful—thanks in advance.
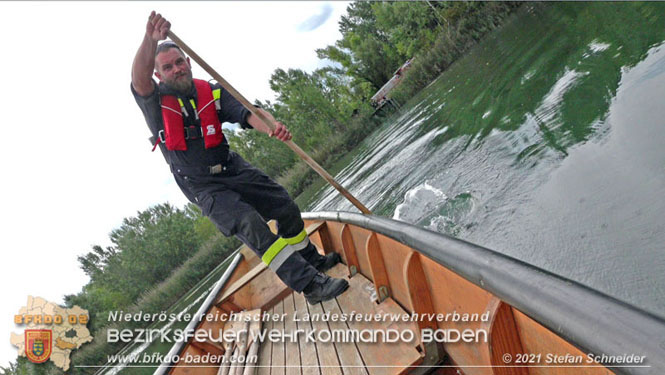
[270,122,292,142]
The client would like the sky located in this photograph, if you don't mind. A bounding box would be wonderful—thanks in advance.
[0,1,350,366]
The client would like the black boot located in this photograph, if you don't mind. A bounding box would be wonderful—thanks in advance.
[300,243,342,272]
[303,273,349,305]
[313,252,342,272]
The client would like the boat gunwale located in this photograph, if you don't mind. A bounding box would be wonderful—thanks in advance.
[302,211,665,375]
[154,252,243,375]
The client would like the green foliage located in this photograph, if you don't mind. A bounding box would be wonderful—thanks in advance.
[229,66,373,180]
[372,2,441,58]
[186,202,218,239]
[16,202,240,374]
[390,1,522,105]
[64,203,208,332]
[316,1,406,91]
[69,234,239,373]
[276,111,381,197]
[5,357,60,375]
[0,361,18,375]
[314,1,497,95]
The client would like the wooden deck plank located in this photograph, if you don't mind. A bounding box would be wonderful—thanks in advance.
[243,310,263,375]
[284,293,302,375]
[328,265,422,375]
[294,292,322,375]
[216,263,267,305]
[257,306,274,375]
[172,344,219,375]
[272,300,286,375]
[307,297,343,375]
[320,298,368,375]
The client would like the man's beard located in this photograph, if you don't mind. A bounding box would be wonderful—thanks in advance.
[166,72,193,94]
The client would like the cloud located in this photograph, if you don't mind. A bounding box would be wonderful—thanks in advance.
[297,3,333,32]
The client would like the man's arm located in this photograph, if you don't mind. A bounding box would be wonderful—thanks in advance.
[132,11,170,96]
[246,108,293,142]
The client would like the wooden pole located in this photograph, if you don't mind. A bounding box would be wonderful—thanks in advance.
[167,30,372,215]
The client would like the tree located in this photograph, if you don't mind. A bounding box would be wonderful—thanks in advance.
[316,1,405,91]
[372,2,441,57]
[64,203,211,331]
[229,66,364,178]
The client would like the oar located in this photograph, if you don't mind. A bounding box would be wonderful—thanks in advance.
[166,30,372,215]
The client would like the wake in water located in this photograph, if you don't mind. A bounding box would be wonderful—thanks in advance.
[393,183,477,236]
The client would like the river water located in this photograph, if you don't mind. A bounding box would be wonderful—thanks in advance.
[301,2,665,319]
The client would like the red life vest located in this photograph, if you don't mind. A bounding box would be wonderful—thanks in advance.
[157,79,224,151]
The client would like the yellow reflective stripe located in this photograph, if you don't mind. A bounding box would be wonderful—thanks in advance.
[213,89,222,111]
[176,98,189,117]
[284,229,307,245]
[262,237,288,265]
[189,99,200,119]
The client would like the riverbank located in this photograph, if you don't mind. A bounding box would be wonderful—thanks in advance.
[279,2,522,200]
[390,1,522,104]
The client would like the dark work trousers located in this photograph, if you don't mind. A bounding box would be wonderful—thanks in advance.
[173,152,319,292]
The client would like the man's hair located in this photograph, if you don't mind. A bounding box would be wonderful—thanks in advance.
[155,41,185,58]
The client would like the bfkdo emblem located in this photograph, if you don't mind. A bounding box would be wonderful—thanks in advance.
[25,330,52,363]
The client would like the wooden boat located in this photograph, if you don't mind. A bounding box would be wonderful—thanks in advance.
[155,212,665,375]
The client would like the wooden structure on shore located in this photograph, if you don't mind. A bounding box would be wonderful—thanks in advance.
[371,59,413,114]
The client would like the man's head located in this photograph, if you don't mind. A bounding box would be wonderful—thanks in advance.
[154,42,193,93]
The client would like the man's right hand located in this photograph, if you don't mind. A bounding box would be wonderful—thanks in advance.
[146,11,170,42]
[132,11,170,96]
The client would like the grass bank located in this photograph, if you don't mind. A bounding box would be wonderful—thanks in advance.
[392,2,522,104]
[69,235,239,373]
[276,108,383,198]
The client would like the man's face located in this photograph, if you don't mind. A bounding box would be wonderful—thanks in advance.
[155,48,193,93]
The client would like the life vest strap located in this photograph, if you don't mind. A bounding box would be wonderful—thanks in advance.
[151,126,205,152]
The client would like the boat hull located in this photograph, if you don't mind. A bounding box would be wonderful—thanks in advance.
[156,212,664,375]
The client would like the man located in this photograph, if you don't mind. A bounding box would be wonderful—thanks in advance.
[131,12,348,304]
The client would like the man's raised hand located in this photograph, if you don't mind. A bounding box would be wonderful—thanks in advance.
[146,11,170,42]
